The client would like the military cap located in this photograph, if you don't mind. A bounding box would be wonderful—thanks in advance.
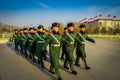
[38,25,44,29]
[34,28,37,31]
[67,23,75,28]
[29,27,34,30]
[51,22,60,29]
[14,29,18,31]
[79,24,86,28]
[23,28,28,30]
[19,29,23,31]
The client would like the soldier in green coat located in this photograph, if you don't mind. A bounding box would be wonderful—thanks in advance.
[27,27,36,62]
[75,24,95,69]
[31,25,47,67]
[18,29,24,54]
[12,29,19,52]
[63,23,82,75]
[22,28,28,57]
[61,27,68,59]
[42,22,65,80]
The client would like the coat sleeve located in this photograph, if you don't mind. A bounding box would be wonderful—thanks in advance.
[42,35,51,51]
[86,35,95,43]
[30,35,37,46]
[43,34,48,39]
[61,34,70,45]
[23,35,29,45]
[12,34,15,42]
[75,34,82,46]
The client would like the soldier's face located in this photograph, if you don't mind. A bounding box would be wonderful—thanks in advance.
[30,29,34,33]
[64,29,68,33]
[39,28,43,32]
[80,28,85,32]
[34,30,37,33]
[24,30,28,33]
[20,30,23,33]
[53,27,59,32]
[15,31,18,33]
[68,27,74,31]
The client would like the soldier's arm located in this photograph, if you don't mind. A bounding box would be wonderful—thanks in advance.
[42,35,51,51]
[23,35,29,45]
[17,34,20,43]
[11,34,15,42]
[75,34,82,46]
[86,35,95,43]
[61,34,70,45]
[30,35,37,46]
[43,34,48,39]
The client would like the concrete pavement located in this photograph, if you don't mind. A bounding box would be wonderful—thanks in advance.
[0,39,120,80]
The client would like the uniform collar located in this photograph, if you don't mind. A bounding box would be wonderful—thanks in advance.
[38,32,44,34]
[24,32,28,34]
[80,31,85,34]
[52,31,60,34]
[68,31,74,34]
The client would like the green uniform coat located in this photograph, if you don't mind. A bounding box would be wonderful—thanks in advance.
[12,33,19,44]
[28,33,35,54]
[63,32,82,62]
[76,33,95,57]
[31,32,47,57]
[42,33,65,69]
[18,34,23,51]
[22,33,28,52]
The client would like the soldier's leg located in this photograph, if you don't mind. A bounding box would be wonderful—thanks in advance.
[38,58,40,64]
[15,42,19,51]
[64,59,69,69]
[61,52,65,59]
[55,68,62,80]
[43,51,47,60]
[49,65,55,74]
[69,61,77,74]
[69,61,75,71]
[31,53,35,62]
[40,57,44,68]
[61,47,65,59]
[16,43,19,51]
[29,52,32,59]
[81,57,90,69]
[75,56,80,66]
[14,43,17,50]
[20,45,23,54]
[24,49,28,57]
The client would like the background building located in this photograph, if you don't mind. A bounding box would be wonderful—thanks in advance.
[82,18,120,35]
[89,18,120,30]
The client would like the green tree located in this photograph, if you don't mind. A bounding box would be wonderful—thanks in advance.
[108,27,113,35]
[100,27,107,35]
[94,27,99,34]
[113,28,120,35]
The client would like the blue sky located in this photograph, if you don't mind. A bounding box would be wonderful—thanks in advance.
[0,0,120,27]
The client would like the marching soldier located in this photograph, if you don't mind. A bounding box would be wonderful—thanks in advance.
[63,23,82,75]
[27,27,36,62]
[42,22,64,80]
[22,28,28,57]
[31,25,47,68]
[19,29,24,54]
[61,27,68,59]
[12,29,19,52]
[75,24,95,69]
